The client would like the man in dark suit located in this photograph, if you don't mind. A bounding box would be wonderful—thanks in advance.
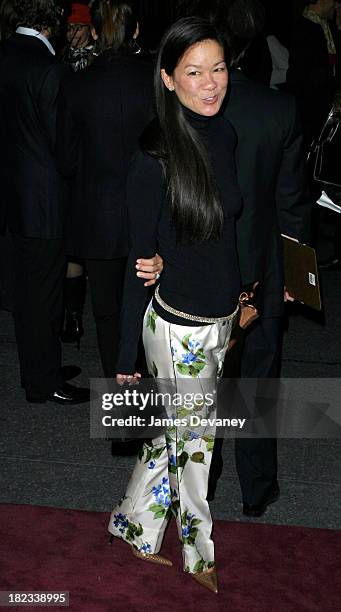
[222,68,311,515]
[0,0,90,404]
[183,0,312,515]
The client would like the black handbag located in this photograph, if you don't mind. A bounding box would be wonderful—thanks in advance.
[310,98,341,188]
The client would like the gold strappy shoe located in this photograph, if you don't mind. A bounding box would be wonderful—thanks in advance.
[132,546,173,567]
[192,566,218,593]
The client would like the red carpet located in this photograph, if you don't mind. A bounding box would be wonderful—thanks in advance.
[1,504,340,612]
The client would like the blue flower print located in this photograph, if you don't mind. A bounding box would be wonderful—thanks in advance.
[168,453,178,475]
[148,460,156,469]
[148,476,172,519]
[152,485,161,498]
[188,339,201,352]
[182,352,198,365]
[113,513,129,534]
[112,515,143,543]
[175,334,207,377]
[152,477,171,508]
[170,343,181,361]
[182,339,203,365]
[181,511,201,545]
[187,431,199,441]
[140,543,152,554]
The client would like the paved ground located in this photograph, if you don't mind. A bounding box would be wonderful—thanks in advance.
[0,212,340,529]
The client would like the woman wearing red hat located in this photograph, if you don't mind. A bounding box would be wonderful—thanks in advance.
[65,2,95,71]
[59,3,96,347]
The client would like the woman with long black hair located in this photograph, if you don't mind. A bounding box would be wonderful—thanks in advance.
[108,16,242,592]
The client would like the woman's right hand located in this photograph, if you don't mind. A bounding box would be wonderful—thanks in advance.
[116,373,142,385]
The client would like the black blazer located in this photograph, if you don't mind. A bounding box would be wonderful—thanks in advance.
[225,70,311,318]
[0,43,7,235]
[0,34,67,239]
[56,51,154,259]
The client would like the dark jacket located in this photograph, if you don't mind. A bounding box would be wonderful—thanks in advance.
[0,43,6,235]
[225,70,311,318]
[0,34,67,238]
[287,17,338,146]
[56,51,154,259]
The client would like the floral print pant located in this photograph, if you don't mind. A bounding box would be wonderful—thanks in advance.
[108,300,235,573]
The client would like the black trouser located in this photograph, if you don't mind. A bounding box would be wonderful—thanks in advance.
[235,316,282,505]
[12,234,65,399]
[333,215,341,260]
[0,232,14,312]
[85,258,126,377]
[209,316,282,505]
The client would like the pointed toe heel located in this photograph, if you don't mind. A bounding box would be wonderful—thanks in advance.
[132,546,172,566]
[192,567,218,593]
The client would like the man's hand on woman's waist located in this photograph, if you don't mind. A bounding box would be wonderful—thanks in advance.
[136,253,163,286]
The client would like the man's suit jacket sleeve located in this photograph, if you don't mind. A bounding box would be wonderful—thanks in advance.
[37,63,67,155]
[275,95,312,244]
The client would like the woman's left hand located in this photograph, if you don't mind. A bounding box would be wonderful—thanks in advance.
[116,373,142,385]
[136,253,163,286]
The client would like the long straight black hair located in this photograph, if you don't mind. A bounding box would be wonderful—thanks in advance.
[141,16,228,243]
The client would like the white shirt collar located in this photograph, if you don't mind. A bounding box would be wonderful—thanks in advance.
[16,27,55,56]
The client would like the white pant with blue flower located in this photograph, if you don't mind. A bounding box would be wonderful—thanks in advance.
[108,300,235,574]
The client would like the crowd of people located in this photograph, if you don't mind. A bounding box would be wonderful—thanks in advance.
[0,0,340,595]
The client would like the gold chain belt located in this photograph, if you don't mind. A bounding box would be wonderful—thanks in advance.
[154,285,239,324]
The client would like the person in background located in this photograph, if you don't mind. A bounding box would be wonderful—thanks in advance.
[0,0,17,312]
[58,2,96,347]
[63,1,95,71]
[238,33,272,86]
[287,0,340,150]
[0,0,90,404]
[315,1,341,270]
[262,6,290,91]
[56,0,157,383]
[287,1,341,269]
[266,23,289,90]
[0,0,18,42]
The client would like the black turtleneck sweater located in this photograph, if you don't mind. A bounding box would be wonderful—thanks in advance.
[117,110,241,373]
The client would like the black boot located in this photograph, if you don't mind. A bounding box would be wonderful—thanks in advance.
[60,275,86,349]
